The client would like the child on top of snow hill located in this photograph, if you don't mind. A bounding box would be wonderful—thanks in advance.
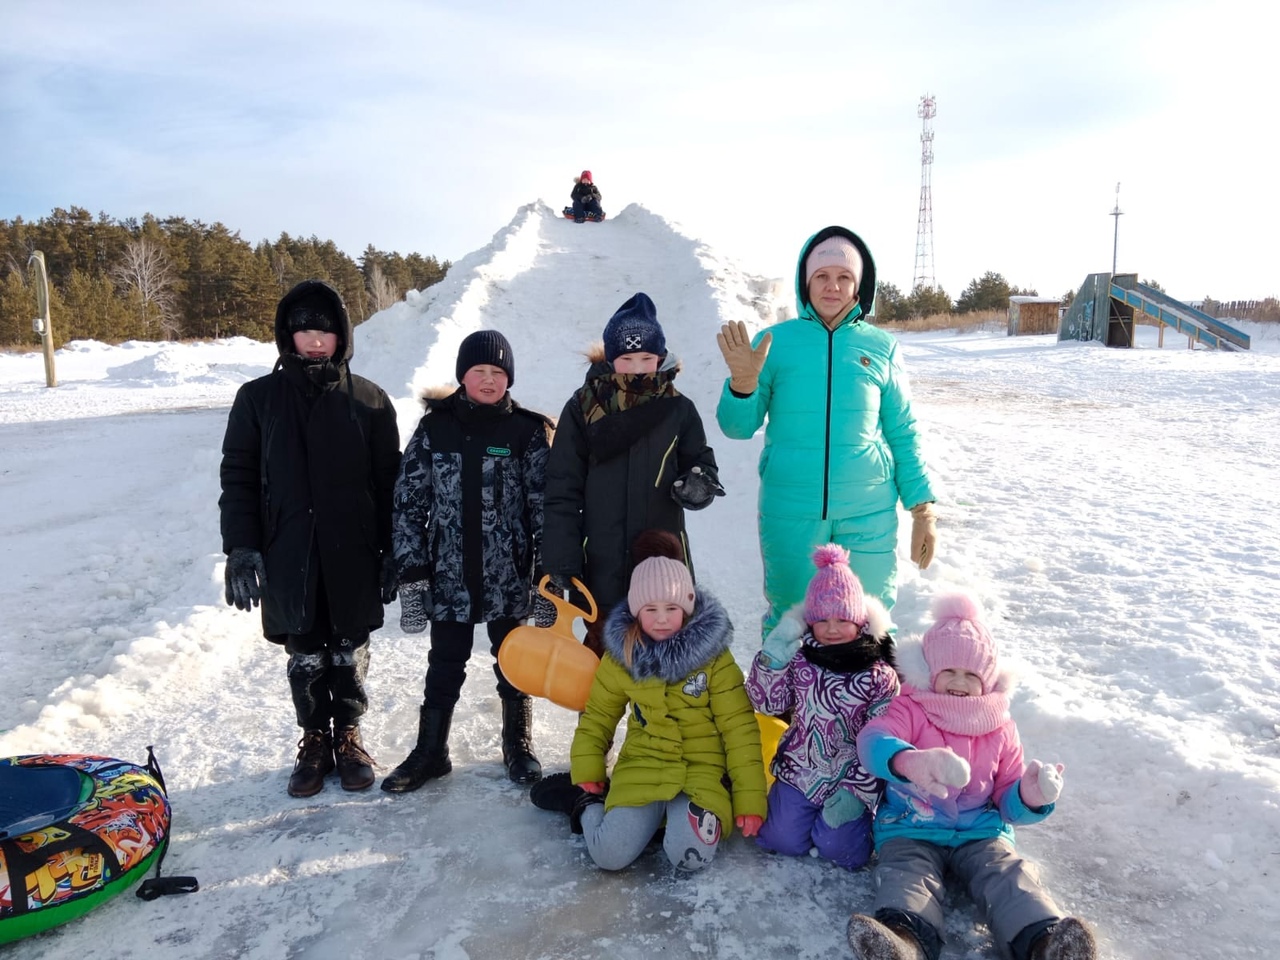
[530,551,767,873]
[540,291,725,656]
[745,543,899,871]
[568,169,604,222]
[847,594,1097,960]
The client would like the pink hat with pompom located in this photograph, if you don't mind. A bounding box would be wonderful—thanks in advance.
[921,593,999,693]
[803,544,867,625]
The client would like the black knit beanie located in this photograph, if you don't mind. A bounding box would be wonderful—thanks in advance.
[456,330,515,386]
[285,292,339,335]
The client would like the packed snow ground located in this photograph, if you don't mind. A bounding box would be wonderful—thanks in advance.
[1,201,1279,959]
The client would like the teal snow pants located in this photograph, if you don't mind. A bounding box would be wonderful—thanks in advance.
[758,507,899,642]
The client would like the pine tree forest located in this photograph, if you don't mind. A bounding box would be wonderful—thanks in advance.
[0,207,450,348]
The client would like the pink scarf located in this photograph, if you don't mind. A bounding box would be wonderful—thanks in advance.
[903,683,1010,736]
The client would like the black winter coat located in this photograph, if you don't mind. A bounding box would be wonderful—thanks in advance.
[219,281,401,639]
[391,387,552,624]
[571,180,602,205]
[542,354,718,614]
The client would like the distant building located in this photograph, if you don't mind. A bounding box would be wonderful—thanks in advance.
[1007,296,1061,336]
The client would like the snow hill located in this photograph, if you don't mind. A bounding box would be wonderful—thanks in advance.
[2,200,1279,959]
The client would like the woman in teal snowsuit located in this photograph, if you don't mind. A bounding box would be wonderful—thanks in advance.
[715,226,937,639]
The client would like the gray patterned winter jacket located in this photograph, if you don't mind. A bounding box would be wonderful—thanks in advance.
[391,387,552,623]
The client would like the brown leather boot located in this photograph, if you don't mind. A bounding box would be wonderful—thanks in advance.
[334,725,376,791]
[287,728,335,798]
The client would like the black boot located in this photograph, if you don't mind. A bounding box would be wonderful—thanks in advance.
[501,696,542,784]
[334,725,376,791]
[530,772,602,835]
[380,706,453,793]
[569,789,605,835]
[287,728,335,798]
[530,772,584,813]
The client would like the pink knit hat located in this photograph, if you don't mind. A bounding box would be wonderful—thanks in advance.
[921,593,999,693]
[805,236,864,286]
[628,556,696,616]
[803,544,867,625]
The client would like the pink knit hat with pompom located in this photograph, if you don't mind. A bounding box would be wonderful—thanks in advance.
[803,544,867,625]
[921,593,999,693]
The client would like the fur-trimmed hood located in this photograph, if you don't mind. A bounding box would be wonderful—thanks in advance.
[581,341,682,376]
[601,586,732,683]
[415,383,554,433]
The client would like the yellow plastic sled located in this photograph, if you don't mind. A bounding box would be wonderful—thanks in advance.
[498,576,600,712]
[755,712,788,790]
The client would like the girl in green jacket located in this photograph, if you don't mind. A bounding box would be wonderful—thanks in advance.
[716,226,938,639]
[534,554,767,872]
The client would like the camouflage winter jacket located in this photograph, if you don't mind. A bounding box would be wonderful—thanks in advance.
[391,387,552,623]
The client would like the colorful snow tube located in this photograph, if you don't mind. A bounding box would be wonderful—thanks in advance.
[0,754,170,944]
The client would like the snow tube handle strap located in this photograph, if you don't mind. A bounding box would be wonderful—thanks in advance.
[137,875,200,900]
[134,745,199,901]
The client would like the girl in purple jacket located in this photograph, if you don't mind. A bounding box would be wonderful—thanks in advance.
[847,593,1097,960]
[745,544,898,871]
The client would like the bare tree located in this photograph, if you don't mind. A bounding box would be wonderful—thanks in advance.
[111,236,178,338]
[366,261,399,314]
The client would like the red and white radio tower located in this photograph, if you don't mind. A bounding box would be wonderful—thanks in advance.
[913,94,937,291]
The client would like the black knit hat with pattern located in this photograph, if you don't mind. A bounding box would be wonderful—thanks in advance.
[455,329,515,386]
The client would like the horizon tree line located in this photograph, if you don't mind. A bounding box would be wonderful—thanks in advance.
[0,207,450,348]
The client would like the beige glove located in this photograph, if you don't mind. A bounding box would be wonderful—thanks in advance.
[910,502,937,569]
[716,321,772,395]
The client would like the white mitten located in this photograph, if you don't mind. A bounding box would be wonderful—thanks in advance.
[1020,759,1065,808]
[892,747,971,799]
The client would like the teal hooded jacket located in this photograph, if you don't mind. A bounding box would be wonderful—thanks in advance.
[715,226,934,521]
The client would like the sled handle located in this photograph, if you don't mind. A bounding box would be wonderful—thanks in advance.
[537,575,597,624]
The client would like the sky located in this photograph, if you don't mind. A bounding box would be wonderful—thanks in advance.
[1,203,1279,958]
[2,0,1278,304]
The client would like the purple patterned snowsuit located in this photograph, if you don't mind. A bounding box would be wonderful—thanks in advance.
[746,635,899,870]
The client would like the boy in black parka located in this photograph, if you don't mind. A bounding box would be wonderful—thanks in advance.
[219,279,401,798]
[382,330,554,792]
[542,292,725,655]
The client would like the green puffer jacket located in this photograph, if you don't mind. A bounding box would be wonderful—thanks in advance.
[716,226,935,520]
[570,589,767,831]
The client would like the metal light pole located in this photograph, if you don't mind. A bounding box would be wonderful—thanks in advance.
[1110,182,1123,275]
[28,250,57,388]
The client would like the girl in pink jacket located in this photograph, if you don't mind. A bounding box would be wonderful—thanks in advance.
[847,594,1097,960]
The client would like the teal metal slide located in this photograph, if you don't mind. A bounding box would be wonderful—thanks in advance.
[1059,273,1250,351]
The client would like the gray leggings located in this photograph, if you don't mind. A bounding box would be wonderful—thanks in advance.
[578,793,722,873]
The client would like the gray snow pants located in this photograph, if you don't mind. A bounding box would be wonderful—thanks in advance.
[578,793,722,873]
[872,836,1061,960]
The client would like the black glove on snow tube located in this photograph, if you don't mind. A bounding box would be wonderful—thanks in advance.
[225,548,266,611]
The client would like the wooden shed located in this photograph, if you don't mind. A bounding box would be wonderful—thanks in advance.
[1007,296,1061,336]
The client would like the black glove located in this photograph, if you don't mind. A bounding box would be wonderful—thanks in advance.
[399,579,431,634]
[671,466,726,511]
[380,555,399,605]
[224,548,266,611]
